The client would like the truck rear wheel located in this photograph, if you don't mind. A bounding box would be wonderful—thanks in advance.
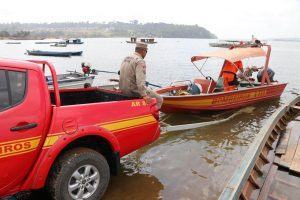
[47,147,110,200]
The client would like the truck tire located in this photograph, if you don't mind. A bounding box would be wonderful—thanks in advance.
[47,147,110,200]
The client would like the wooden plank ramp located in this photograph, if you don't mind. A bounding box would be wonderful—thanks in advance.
[275,127,291,155]
[278,121,300,169]
[290,134,300,173]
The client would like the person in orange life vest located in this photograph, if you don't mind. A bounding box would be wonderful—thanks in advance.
[221,60,244,87]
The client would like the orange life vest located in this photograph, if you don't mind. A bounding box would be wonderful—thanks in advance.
[221,60,243,86]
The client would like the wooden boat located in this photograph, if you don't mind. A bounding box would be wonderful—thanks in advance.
[46,71,95,89]
[219,95,300,200]
[26,50,83,57]
[156,45,287,113]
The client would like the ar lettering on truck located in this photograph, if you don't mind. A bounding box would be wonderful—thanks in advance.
[0,138,40,159]
[131,101,146,107]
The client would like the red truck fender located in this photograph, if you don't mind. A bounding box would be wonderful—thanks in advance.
[21,125,120,190]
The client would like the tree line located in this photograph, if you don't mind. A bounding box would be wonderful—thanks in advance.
[0,21,217,39]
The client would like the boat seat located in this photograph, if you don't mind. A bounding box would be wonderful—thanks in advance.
[239,81,262,87]
[194,79,216,93]
[213,77,224,92]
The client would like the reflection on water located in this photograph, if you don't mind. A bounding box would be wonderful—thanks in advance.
[103,173,164,200]
[104,100,281,200]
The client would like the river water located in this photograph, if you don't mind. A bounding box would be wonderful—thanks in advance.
[1,38,299,199]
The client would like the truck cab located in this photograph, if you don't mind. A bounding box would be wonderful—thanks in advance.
[0,59,160,199]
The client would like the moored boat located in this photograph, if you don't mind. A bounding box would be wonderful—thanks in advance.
[68,51,83,56]
[6,41,21,44]
[65,38,84,44]
[209,36,265,48]
[219,95,300,200]
[35,41,57,44]
[126,37,157,44]
[156,44,287,113]
[50,41,67,47]
[26,50,83,57]
[209,40,258,48]
[46,71,95,89]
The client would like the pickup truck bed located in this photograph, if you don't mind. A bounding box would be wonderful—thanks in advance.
[0,59,160,200]
[50,88,134,106]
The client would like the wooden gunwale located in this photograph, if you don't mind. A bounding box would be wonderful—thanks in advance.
[218,96,300,200]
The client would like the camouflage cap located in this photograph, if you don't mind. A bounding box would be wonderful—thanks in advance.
[136,42,148,50]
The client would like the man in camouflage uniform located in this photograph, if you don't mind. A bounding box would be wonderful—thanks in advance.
[119,42,163,109]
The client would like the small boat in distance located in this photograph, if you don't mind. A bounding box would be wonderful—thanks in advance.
[209,40,262,48]
[65,38,84,44]
[6,41,21,44]
[35,41,57,44]
[46,71,95,89]
[156,44,287,113]
[50,41,67,47]
[209,35,265,48]
[126,37,157,44]
[26,50,83,57]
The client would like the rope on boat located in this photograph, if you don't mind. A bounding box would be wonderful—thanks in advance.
[160,107,255,133]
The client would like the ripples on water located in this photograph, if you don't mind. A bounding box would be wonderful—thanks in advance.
[1,39,299,199]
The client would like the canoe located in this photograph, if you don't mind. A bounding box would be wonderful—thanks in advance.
[26,50,82,57]
[156,44,287,113]
[219,95,300,200]
[46,71,95,89]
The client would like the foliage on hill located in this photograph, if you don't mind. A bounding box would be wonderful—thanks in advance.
[0,21,217,39]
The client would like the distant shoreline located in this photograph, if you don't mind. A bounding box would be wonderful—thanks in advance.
[0,21,217,40]
[0,36,219,41]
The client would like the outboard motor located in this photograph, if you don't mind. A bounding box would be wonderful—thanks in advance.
[257,68,275,82]
[188,83,202,95]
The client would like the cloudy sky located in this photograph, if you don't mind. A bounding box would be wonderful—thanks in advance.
[0,0,299,39]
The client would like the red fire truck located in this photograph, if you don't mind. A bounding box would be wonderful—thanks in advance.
[0,59,160,199]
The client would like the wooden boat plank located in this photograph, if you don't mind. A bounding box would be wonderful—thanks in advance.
[273,156,281,165]
[265,169,300,200]
[290,135,300,173]
[257,164,278,200]
[218,105,290,200]
[275,128,291,155]
[279,121,300,169]
[218,96,300,200]
[267,193,287,200]
[291,105,300,111]
[294,116,300,121]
